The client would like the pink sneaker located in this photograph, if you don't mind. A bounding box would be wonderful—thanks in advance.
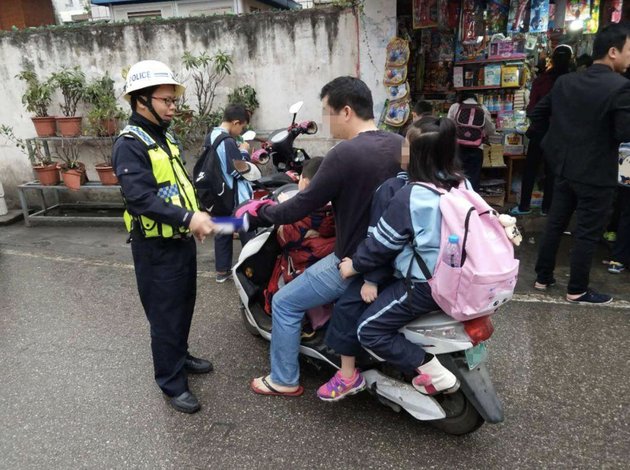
[317,369,366,402]
[412,356,460,395]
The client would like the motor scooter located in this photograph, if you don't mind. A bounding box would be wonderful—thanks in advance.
[232,186,504,436]
[246,101,318,199]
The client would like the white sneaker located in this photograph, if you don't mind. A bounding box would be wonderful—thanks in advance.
[412,356,460,395]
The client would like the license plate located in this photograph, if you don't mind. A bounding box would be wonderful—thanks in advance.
[465,343,488,370]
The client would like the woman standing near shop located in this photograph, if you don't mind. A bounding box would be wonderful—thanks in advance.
[447,92,495,191]
[510,45,573,216]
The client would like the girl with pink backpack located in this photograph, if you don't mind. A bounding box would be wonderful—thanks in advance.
[318,116,518,402]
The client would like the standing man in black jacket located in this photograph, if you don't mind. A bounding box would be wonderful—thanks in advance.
[530,24,630,304]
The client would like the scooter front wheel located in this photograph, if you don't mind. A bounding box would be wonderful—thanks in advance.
[429,390,485,435]
[240,301,261,336]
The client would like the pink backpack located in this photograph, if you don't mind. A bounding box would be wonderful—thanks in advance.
[455,104,486,147]
[408,183,519,322]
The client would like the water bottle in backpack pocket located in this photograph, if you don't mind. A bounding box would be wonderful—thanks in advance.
[443,235,461,268]
[455,104,486,147]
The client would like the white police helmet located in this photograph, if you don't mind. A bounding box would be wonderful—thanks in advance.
[123,60,185,102]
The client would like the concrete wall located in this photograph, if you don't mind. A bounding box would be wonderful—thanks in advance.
[357,0,397,120]
[0,3,394,208]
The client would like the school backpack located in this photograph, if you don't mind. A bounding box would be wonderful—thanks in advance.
[455,104,486,147]
[408,182,519,322]
[193,132,236,216]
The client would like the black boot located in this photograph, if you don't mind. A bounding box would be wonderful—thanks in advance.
[185,354,214,374]
[170,391,201,414]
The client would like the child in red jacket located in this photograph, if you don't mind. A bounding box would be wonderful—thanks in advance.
[264,158,336,333]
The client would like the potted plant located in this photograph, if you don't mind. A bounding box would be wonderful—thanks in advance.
[227,85,260,116]
[51,66,86,136]
[85,74,125,137]
[94,139,118,186]
[85,121,119,186]
[56,136,87,191]
[0,125,60,185]
[16,69,55,137]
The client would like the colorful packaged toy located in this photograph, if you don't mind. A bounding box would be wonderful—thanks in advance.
[501,66,521,87]
[485,64,502,86]
[529,0,550,33]
[384,66,407,86]
[384,100,411,127]
[386,38,410,67]
[387,82,409,101]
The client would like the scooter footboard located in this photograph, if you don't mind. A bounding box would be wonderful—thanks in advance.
[438,353,504,424]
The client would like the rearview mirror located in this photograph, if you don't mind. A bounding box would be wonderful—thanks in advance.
[242,130,256,141]
[289,101,303,115]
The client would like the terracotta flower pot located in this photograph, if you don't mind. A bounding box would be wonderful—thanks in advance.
[57,116,83,137]
[33,164,60,186]
[100,119,118,137]
[95,164,118,185]
[31,116,57,137]
[59,162,87,191]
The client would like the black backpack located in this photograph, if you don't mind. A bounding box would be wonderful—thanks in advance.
[193,132,236,216]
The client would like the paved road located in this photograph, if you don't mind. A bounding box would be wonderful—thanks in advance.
[0,224,628,469]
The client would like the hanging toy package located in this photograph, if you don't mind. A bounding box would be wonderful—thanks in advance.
[529,0,550,33]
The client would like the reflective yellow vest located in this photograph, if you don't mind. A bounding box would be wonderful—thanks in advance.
[120,125,199,238]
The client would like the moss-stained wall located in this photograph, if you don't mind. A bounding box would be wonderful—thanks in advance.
[0,5,394,207]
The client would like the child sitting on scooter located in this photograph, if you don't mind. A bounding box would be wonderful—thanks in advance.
[264,157,336,333]
[317,116,467,401]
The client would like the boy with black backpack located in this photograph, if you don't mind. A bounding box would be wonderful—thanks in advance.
[195,104,254,282]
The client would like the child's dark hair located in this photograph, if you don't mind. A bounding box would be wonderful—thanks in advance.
[320,77,375,120]
[577,53,594,69]
[406,116,464,190]
[301,156,324,180]
[457,92,478,104]
[413,100,433,116]
[550,45,573,76]
[223,104,250,124]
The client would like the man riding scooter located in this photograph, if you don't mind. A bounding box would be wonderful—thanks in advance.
[240,76,404,396]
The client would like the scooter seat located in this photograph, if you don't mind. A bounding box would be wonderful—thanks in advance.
[258,173,295,186]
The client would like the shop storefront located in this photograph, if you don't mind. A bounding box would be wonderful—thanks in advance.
[378,0,626,207]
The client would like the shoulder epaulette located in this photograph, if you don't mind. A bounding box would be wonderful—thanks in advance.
[119,125,158,149]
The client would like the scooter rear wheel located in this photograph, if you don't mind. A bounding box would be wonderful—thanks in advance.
[429,390,485,435]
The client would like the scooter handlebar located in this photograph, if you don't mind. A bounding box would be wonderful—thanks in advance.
[298,121,318,135]
[251,148,270,165]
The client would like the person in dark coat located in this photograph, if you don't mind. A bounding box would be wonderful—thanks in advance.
[510,45,573,216]
[530,24,630,304]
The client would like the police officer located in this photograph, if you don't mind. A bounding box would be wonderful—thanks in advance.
[112,60,216,414]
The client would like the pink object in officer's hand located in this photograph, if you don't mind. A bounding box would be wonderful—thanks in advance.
[235,199,276,219]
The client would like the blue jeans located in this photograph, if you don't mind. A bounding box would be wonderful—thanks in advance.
[270,253,351,386]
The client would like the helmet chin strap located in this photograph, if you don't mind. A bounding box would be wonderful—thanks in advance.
[137,95,171,130]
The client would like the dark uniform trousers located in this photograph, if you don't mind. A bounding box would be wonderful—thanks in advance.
[131,236,197,397]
